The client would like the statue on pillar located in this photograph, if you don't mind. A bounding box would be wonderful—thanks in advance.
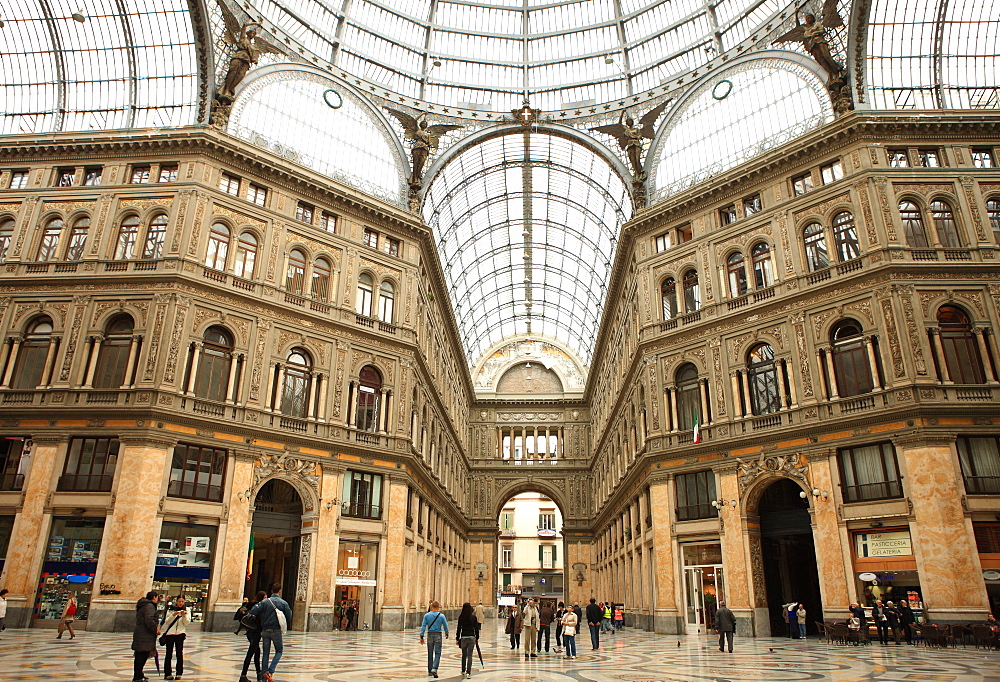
[212,2,284,128]
[384,109,462,213]
[775,0,854,116]
[589,101,670,209]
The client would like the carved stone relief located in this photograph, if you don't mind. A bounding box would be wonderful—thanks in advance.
[854,181,878,246]
[736,452,809,500]
[163,300,190,384]
[877,296,906,378]
[188,196,207,257]
[249,320,270,402]
[897,285,928,375]
[296,532,312,602]
[959,177,988,242]
[58,300,88,382]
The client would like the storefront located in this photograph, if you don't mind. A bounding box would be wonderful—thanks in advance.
[35,517,105,625]
[973,522,1000,615]
[0,515,13,574]
[335,541,378,630]
[681,542,724,635]
[153,522,218,625]
[852,527,924,620]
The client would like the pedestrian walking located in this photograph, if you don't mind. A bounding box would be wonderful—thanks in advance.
[56,593,77,639]
[785,602,798,638]
[249,583,292,682]
[885,601,902,644]
[554,602,565,652]
[602,602,613,633]
[796,603,807,639]
[0,588,7,639]
[561,606,579,659]
[239,591,267,682]
[899,601,915,644]
[161,595,189,680]
[715,601,736,653]
[456,602,479,679]
[614,605,624,630]
[233,597,250,635]
[345,602,357,631]
[537,601,553,652]
[872,600,890,644]
[505,606,522,650]
[474,601,486,633]
[131,591,159,682]
[418,599,449,678]
[585,598,603,650]
[522,598,540,658]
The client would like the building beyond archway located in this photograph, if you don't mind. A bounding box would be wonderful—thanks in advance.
[249,479,303,620]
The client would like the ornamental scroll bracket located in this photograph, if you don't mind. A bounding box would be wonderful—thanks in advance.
[735,451,810,501]
[253,452,321,500]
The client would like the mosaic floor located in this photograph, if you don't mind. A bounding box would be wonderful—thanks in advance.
[2,621,999,681]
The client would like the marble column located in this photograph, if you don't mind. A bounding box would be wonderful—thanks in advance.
[379,475,410,630]
[806,456,850,613]
[930,329,951,382]
[185,342,202,394]
[121,335,141,388]
[0,336,22,387]
[973,329,998,382]
[648,477,681,633]
[205,451,255,631]
[718,469,754,635]
[864,337,884,390]
[0,436,65,627]
[898,436,990,621]
[307,463,344,630]
[88,435,176,631]
[823,348,840,398]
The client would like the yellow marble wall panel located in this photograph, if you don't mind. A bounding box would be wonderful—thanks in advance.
[719,471,751,609]
[95,441,170,599]
[808,458,850,609]
[649,480,677,609]
[309,469,343,605]
[901,442,989,611]
[381,477,408,607]
[213,456,254,607]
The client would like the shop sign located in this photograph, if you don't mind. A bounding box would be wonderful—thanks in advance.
[858,572,877,582]
[984,570,1000,581]
[855,531,912,558]
[336,576,377,587]
[537,529,557,537]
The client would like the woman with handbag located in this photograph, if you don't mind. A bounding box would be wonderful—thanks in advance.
[239,591,267,682]
[56,593,77,639]
[161,595,189,680]
[561,606,579,659]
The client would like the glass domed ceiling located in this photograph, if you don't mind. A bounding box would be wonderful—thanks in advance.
[245,0,784,110]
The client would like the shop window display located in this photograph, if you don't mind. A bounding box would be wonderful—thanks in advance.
[153,522,217,623]
[36,517,105,621]
[336,541,378,630]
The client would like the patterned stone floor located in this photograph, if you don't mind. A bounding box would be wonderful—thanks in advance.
[2,621,999,681]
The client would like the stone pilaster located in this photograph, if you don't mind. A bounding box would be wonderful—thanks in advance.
[648,477,682,633]
[719,469,755,635]
[807,455,849,617]
[379,474,410,630]
[307,462,345,631]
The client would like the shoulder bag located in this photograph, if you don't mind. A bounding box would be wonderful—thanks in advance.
[268,596,288,633]
[241,609,262,631]
[158,610,183,645]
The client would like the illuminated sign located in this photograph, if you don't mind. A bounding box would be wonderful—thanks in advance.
[855,531,912,558]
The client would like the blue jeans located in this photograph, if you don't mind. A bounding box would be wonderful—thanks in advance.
[459,636,476,674]
[589,623,600,649]
[564,634,577,657]
[262,628,283,674]
[426,631,443,673]
[798,623,807,638]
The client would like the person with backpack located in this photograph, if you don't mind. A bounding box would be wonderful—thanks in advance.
[248,584,292,682]
[238,591,267,682]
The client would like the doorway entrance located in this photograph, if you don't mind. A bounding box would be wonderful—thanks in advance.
[757,478,823,636]
[681,543,724,634]
[496,492,564,611]
[249,480,303,603]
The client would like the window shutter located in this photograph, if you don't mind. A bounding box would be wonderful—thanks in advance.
[552,543,558,562]
[539,544,543,564]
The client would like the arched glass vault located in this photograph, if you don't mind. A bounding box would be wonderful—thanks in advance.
[424,131,631,366]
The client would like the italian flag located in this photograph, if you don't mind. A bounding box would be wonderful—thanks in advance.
[692,411,702,444]
[246,533,255,581]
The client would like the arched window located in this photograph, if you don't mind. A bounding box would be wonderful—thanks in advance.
[833,211,860,261]
[285,249,306,294]
[831,320,873,397]
[675,363,701,430]
[281,349,311,417]
[930,200,962,248]
[682,269,700,312]
[194,326,233,402]
[37,218,63,261]
[727,252,747,297]
[94,316,134,389]
[937,305,986,384]
[356,272,374,317]
[0,218,13,263]
[65,217,89,261]
[987,199,1000,243]
[356,365,382,431]
[11,317,54,389]
[114,215,139,260]
[899,200,929,247]
[747,343,781,415]
[751,243,773,289]
[233,232,257,279]
[378,281,395,322]
[803,223,829,271]
[311,257,331,301]
[142,214,168,259]
[205,223,230,270]
[661,277,677,320]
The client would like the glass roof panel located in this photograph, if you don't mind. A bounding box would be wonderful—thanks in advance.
[2,0,198,134]
[228,70,406,206]
[425,132,630,365]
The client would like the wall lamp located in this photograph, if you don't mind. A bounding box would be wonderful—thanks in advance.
[711,498,737,510]
[799,488,829,500]
[325,498,339,511]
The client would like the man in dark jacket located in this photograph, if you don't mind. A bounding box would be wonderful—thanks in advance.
[249,584,293,682]
[537,602,554,652]
[585,598,603,650]
[131,591,159,682]
[715,601,737,653]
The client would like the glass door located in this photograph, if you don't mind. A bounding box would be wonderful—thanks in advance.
[683,565,724,634]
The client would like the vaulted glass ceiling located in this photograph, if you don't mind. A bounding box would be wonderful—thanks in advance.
[424,132,630,365]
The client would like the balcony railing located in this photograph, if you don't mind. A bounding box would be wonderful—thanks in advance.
[342,502,382,519]
[167,478,223,502]
[0,472,24,491]
[841,479,903,503]
[355,431,380,445]
[57,473,113,492]
[964,476,1000,495]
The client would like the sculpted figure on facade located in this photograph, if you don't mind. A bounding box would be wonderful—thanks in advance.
[776,0,854,115]
[384,108,462,211]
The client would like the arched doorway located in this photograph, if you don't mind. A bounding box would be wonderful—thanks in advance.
[249,479,303,604]
[496,491,565,618]
[757,478,823,636]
